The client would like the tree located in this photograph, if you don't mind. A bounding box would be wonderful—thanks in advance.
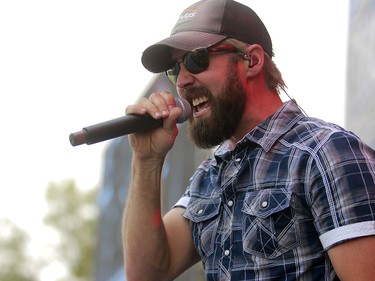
[0,219,38,281]
[44,179,99,281]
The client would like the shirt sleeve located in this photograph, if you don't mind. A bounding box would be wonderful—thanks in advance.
[173,194,190,209]
[309,131,375,250]
[173,187,191,209]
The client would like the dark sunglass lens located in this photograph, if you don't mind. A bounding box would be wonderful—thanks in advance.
[166,49,211,85]
[185,49,209,74]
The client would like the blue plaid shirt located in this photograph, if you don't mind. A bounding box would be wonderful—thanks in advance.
[175,100,375,281]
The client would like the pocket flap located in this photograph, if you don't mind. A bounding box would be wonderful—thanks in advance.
[242,188,292,219]
[183,196,222,223]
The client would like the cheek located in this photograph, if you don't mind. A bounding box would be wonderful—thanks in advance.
[199,69,226,86]
[203,58,233,81]
[198,58,244,90]
[235,62,249,84]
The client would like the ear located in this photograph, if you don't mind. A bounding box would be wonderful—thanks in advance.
[243,44,264,78]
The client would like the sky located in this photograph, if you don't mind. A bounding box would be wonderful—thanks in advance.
[0,0,349,278]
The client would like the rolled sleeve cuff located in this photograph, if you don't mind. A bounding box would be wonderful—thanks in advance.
[319,221,375,250]
[173,196,190,209]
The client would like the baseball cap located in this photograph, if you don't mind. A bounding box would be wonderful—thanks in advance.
[141,0,272,73]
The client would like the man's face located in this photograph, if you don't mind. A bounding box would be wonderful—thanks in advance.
[185,62,247,149]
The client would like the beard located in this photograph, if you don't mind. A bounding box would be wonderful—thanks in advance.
[187,68,247,149]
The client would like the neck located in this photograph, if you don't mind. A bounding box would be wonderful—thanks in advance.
[231,86,284,143]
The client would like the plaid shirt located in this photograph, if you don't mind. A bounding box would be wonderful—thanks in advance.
[175,100,375,281]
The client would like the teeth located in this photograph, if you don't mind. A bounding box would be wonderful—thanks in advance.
[192,96,208,107]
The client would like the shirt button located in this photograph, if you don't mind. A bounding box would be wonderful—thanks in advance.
[224,250,230,256]
[261,201,268,208]
[197,209,204,215]
[227,200,234,207]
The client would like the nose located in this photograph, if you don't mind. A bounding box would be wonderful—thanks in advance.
[176,63,195,88]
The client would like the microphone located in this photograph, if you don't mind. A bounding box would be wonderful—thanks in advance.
[69,97,192,146]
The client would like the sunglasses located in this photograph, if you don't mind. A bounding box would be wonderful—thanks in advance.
[165,45,239,85]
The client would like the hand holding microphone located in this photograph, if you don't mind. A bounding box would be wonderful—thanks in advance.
[69,97,192,146]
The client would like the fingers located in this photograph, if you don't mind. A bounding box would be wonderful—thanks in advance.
[125,91,179,121]
[149,92,177,119]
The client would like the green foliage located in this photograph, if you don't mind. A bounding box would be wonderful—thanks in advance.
[0,179,98,281]
[0,219,38,281]
[44,179,99,281]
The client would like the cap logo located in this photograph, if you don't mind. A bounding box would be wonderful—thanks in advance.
[178,9,197,24]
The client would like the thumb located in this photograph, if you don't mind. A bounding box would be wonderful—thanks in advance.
[163,107,183,134]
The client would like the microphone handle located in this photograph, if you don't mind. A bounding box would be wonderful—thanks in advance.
[69,114,163,146]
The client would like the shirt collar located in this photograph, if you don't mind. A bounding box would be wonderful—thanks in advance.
[215,99,306,158]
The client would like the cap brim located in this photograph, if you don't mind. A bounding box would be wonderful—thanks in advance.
[141,31,227,73]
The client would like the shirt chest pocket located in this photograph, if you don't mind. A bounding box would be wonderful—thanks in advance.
[241,188,300,259]
[183,197,222,260]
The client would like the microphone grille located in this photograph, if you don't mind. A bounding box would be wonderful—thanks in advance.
[175,97,192,123]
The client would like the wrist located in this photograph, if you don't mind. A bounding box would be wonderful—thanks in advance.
[131,154,165,171]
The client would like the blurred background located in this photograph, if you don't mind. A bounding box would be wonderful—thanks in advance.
[1,0,374,280]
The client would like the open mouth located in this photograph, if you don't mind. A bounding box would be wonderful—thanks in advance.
[192,96,210,117]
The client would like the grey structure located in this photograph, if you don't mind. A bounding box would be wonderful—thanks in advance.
[346,0,375,148]
[95,74,206,281]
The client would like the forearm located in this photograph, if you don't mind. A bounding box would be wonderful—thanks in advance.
[122,156,171,281]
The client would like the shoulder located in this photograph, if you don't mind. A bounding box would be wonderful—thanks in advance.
[286,116,373,155]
